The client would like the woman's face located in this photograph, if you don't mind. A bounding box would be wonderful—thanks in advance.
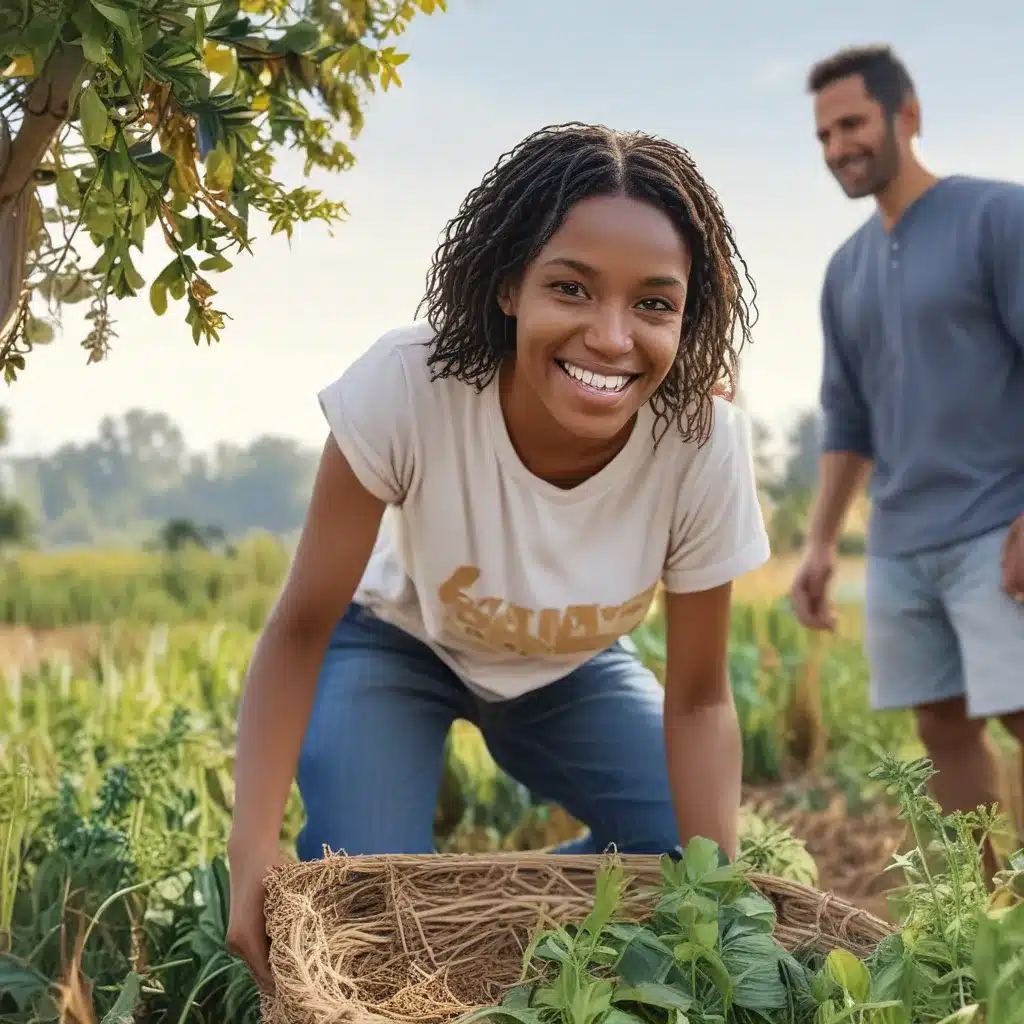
[501,193,692,443]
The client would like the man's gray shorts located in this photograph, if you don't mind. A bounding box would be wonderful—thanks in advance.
[865,521,1024,719]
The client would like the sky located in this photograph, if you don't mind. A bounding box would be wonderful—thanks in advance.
[4,0,1023,456]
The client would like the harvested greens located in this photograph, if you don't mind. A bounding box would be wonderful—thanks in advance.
[460,756,1024,1024]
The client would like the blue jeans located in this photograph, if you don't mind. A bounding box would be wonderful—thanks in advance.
[865,522,1024,719]
[295,603,679,860]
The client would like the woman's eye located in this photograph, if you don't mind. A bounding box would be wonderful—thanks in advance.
[636,297,675,312]
[554,282,587,298]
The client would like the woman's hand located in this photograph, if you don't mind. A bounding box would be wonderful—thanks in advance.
[225,841,289,992]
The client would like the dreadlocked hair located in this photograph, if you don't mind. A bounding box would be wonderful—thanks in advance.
[418,122,757,446]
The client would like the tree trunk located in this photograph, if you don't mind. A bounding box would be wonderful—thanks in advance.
[0,46,84,340]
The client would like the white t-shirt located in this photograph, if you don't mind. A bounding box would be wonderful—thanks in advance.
[318,322,770,700]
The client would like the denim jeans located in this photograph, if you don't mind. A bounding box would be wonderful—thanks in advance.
[295,602,679,860]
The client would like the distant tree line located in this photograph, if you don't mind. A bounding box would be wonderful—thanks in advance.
[1,407,317,547]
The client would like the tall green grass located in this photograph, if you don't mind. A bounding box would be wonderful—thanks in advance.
[0,535,289,630]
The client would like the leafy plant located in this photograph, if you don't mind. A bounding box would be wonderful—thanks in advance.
[0,0,446,380]
[735,805,818,888]
[460,758,1024,1024]
[460,844,900,1024]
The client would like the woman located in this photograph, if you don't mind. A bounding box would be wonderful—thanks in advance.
[226,122,769,987]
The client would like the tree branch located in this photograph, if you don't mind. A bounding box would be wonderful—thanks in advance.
[0,45,84,340]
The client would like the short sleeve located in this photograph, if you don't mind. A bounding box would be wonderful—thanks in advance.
[662,399,771,594]
[317,328,418,505]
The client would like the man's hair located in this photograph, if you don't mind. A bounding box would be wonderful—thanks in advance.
[418,123,757,446]
[806,45,916,116]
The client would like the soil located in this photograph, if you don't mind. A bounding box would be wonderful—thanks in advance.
[742,781,909,921]
[0,624,107,673]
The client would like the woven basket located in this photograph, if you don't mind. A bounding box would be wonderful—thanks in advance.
[261,852,894,1024]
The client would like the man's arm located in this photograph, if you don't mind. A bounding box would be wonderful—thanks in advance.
[663,583,742,861]
[983,181,1024,355]
[982,184,1024,597]
[810,269,874,547]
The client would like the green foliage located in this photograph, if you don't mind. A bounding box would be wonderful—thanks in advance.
[461,849,903,1024]
[0,497,32,548]
[0,0,446,378]
[634,599,919,809]
[735,805,818,887]
[0,407,33,549]
[463,773,1024,1024]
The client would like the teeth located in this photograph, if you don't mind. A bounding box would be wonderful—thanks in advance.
[560,361,630,392]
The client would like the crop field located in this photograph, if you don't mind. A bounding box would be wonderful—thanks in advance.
[0,547,1020,1022]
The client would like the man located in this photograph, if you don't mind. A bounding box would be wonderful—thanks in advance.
[791,44,1024,847]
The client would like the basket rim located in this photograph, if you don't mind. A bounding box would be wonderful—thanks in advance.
[265,849,895,938]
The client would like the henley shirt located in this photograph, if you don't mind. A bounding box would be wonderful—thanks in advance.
[820,174,1024,557]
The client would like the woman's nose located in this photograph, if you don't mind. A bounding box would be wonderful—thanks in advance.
[585,306,633,356]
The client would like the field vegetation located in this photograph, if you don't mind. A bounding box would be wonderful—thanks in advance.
[1,543,1020,1022]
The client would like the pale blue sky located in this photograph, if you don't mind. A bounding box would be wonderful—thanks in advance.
[5,0,1022,455]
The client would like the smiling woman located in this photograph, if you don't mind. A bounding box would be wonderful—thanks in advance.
[223,122,771,991]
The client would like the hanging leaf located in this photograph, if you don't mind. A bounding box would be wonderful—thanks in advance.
[79,85,109,148]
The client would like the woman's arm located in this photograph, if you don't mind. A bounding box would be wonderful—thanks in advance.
[662,582,742,860]
[229,434,386,856]
[226,435,386,988]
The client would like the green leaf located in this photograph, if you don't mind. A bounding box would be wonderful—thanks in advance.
[79,85,109,148]
[815,1001,839,1024]
[55,169,81,209]
[615,931,677,987]
[602,1011,647,1024]
[277,20,321,53]
[722,932,789,1010]
[150,278,168,316]
[456,1009,542,1024]
[205,146,235,192]
[612,982,694,1012]
[79,29,109,64]
[579,860,627,944]
[91,0,136,39]
[727,893,776,934]
[824,949,871,1004]
[0,954,49,1011]
[531,931,572,964]
[682,837,726,880]
[100,972,143,1023]
[500,985,533,1009]
[693,919,719,950]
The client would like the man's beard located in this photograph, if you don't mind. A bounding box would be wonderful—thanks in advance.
[833,127,900,199]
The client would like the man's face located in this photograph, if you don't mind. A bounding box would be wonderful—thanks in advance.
[814,74,901,199]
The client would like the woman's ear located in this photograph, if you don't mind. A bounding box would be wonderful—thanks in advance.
[497,286,517,318]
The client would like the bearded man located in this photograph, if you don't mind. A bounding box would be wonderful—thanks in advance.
[790,44,1024,856]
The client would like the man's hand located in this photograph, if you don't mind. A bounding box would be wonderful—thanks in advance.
[1002,515,1024,602]
[789,543,838,631]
